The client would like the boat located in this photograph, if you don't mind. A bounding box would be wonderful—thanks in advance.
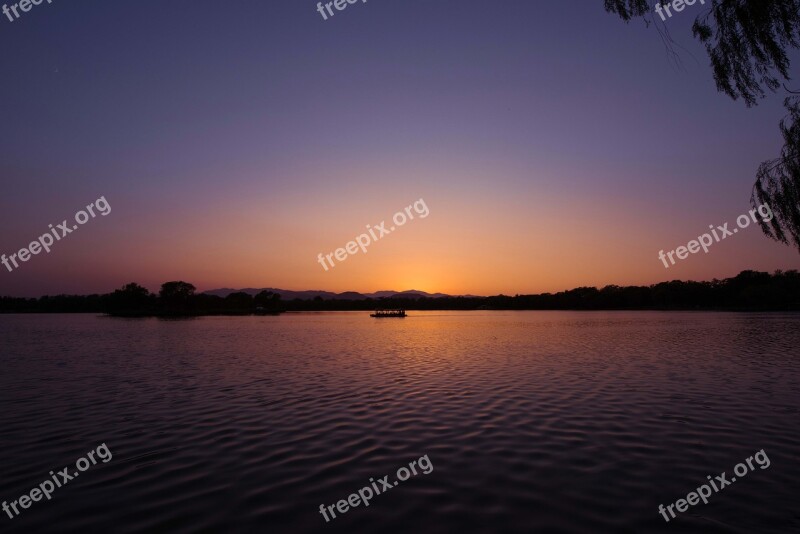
[370,309,406,318]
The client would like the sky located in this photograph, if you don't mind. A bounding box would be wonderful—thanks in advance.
[0,0,798,298]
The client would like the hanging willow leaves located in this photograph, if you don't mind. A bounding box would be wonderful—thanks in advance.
[604,0,800,250]
[753,97,800,249]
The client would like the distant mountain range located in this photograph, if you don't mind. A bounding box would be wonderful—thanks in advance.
[202,288,461,300]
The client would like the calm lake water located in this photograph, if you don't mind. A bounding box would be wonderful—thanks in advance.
[1,311,799,533]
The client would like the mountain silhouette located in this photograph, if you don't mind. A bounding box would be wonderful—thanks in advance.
[202,288,457,300]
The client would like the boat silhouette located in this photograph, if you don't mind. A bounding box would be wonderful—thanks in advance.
[370,309,406,318]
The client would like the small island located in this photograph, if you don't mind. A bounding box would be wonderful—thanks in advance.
[102,282,285,317]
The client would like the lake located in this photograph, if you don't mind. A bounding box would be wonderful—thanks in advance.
[1,311,798,533]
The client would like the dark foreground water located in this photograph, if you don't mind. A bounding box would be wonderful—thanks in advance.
[1,312,799,533]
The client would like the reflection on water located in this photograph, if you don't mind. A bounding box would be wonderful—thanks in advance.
[1,311,799,533]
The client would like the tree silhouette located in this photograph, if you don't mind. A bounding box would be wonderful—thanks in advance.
[120,282,150,297]
[226,291,254,312]
[254,290,282,310]
[107,282,154,314]
[753,98,800,250]
[159,281,195,299]
[605,0,800,250]
[1,272,797,313]
[159,281,196,313]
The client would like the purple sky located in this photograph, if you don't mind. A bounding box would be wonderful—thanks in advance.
[0,0,797,297]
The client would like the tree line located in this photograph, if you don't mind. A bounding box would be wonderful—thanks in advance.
[0,282,284,316]
[0,271,798,314]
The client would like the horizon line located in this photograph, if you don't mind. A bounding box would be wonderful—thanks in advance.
[3,269,796,300]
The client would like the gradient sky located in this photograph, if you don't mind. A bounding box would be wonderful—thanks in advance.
[1,0,798,297]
